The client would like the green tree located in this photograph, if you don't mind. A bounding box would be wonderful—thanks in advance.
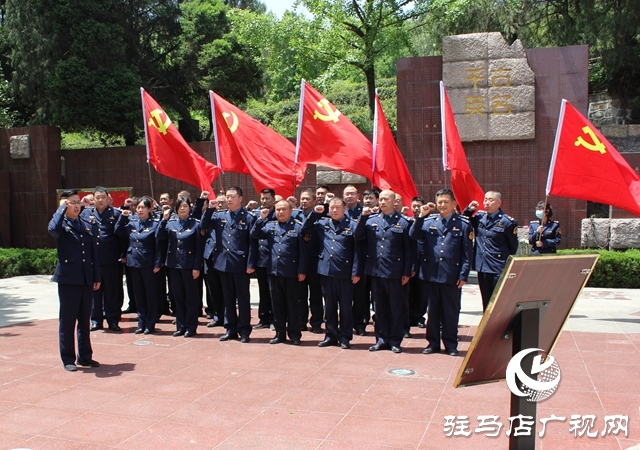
[224,0,267,13]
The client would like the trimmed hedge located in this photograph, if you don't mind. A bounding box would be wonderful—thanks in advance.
[0,248,57,278]
[558,249,640,288]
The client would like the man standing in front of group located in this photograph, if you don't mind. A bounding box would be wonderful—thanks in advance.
[357,190,413,353]
[464,191,518,311]
[253,188,276,330]
[410,189,473,356]
[201,187,257,343]
[252,200,308,345]
[49,190,101,371]
[82,187,125,332]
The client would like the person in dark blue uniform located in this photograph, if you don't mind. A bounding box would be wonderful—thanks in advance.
[81,187,126,332]
[297,188,324,334]
[302,197,362,349]
[201,187,258,343]
[529,201,561,254]
[204,195,226,328]
[48,190,101,371]
[115,196,162,334]
[409,196,432,329]
[156,197,204,337]
[463,191,518,311]
[253,188,276,330]
[410,189,473,356]
[356,190,413,353]
[252,200,308,345]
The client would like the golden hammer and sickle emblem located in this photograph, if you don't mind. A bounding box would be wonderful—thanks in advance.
[574,126,606,154]
[313,98,341,123]
[148,109,171,135]
[222,111,239,133]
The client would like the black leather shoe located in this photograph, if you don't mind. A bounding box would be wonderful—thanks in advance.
[340,341,351,349]
[355,329,366,336]
[220,332,238,341]
[310,326,323,334]
[270,337,285,344]
[206,313,213,320]
[369,343,389,352]
[107,323,122,332]
[252,322,269,329]
[207,320,223,328]
[422,347,441,355]
[403,332,412,339]
[417,322,426,329]
[122,307,137,314]
[90,323,103,332]
[134,328,144,334]
[64,364,78,372]
[318,338,337,347]
[184,330,197,338]
[290,339,301,346]
[240,336,250,343]
[173,330,185,337]
[76,358,100,367]
[446,348,460,356]
[391,346,402,354]
[144,328,155,335]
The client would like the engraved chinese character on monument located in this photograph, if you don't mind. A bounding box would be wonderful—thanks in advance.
[442,32,535,141]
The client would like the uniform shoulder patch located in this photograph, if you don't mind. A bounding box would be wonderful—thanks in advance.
[295,219,303,224]
[558,228,562,235]
[469,230,475,240]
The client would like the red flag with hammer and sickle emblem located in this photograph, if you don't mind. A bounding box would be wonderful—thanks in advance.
[546,99,640,217]
[372,91,418,210]
[295,80,373,181]
[210,91,306,197]
[440,82,485,211]
[141,88,220,191]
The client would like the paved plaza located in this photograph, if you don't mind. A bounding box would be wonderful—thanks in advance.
[0,275,639,449]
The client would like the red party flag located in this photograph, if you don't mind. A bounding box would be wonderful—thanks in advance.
[295,80,372,181]
[440,82,485,209]
[546,99,640,216]
[372,91,418,210]
[210,91,306,197]
[141,88,220,191]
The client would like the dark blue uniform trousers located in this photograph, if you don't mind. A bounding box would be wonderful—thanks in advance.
[320,276,353,343]
[299,270,323,328]
[204,263,224,323]
[478,271,501,311]
[269,275,302,341]
[220,271,252,338]
[129,267,158,331]
[371,276,404,347]
[91,264,123,326]
[351,276,369,332]
[255,266,273,325]
[168,268,200,333]
[425,281,461,351]
[58,284,93,365]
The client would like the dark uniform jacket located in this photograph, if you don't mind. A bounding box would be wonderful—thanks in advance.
[114,214,162,269]
[251,217,308,278]
[156,216,204,270]
[302,212,362,280]
[80,206,126,266]
[464,208,518,274]
[410,213,473,285]
[200,207,258,273]
[48,205,100,286]
[528,220,561,254]
[255,208,276,268]
[355,211,414,279]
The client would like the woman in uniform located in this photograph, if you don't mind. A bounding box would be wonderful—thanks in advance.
[529,201,561,254]
[115,196,162,334]
[156,197,204,337]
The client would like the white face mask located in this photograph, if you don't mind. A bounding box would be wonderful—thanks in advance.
[535,210,544,220]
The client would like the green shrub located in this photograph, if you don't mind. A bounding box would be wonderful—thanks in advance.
[0,248,57,278]
[558,249,640,288]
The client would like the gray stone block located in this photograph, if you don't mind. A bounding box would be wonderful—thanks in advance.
[442,61,488,89]
[581,218,640,249]
[488,59,535,87]
[10,135,30,159]
[341,172,367,184]
[488,112,535,140]
[487,85,535,113]
[611,220,640,249]
[456,112,488,141]
[601,125,628,139]
[442,33,489,62]
[487,33,526,59]
[316,170,341,185]
[628,125,640,137]
[447,88,489,114]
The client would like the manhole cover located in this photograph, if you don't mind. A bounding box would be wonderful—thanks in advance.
[388,368,415,376]
[133,341,152,346]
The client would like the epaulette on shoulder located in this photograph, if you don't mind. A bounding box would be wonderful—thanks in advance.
[458,215,469,223]
[503,214,515,222]
[168,217,179,221]
[294,219,303,225]
[529,220,538,225]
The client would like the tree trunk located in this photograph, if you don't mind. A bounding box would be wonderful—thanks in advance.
[364,64,376,119]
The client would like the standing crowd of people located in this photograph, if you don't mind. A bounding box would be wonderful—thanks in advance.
[48,184,561,371]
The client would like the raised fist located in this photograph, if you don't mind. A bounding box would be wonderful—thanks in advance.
[121,209,131,217]
[362,206,372,216]
[419,204,432,218]
[200,190,210,199]
[324,192,335,203]
[401,206,409,215]
[246,200,259,210]
[287,196,298,208]
[468,200,479,211]
[209,198,219,209]
[314,204,325,214]
[260,208,270,219]
[162,204,172,220]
